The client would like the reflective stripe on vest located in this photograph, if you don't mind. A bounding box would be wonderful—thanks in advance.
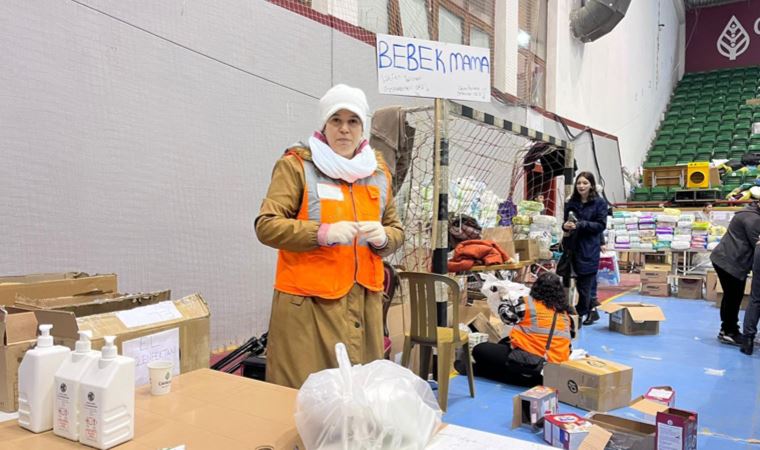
[517,298,572,340]
[275,151,389,299]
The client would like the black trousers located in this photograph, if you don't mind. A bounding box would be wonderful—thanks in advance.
[743,249,760,337]
[714,263,746,335]
[575,273,596,317]
[470,340,543,387]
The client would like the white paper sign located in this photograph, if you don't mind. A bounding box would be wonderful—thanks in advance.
[376,34,491,102]
[116,301,183,328]
[122,327,180,387]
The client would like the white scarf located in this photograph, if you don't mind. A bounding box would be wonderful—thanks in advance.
[308,134,377,183]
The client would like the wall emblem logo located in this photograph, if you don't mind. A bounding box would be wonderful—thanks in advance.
[717,16,750,60]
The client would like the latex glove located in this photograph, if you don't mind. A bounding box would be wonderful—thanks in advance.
[325,221,359,245]
[358,221,388,248]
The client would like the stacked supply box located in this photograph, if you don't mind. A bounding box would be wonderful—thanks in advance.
[640,264,670,297]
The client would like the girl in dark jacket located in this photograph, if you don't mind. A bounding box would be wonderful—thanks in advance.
[562,172,608,325]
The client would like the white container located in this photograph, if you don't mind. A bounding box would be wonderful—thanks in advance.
[78,336,135,449]
[53,330,101,441]
[18,324,71,433]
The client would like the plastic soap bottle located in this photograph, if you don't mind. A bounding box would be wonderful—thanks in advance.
[53,330,101,441]
[17,324,71,433]
[78,335,135,450]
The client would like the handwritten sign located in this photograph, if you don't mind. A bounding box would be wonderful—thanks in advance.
[376,34,491,102]
[122,327,180,386]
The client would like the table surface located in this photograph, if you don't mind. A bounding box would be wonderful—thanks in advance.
[0,368,554,450]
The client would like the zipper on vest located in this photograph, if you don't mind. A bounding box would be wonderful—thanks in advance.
[349,183,359,281]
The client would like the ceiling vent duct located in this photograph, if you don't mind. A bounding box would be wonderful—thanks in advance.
[570,0,632,43]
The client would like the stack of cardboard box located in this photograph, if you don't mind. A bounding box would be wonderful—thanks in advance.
[639,264,670,297]
[0,272,210,413]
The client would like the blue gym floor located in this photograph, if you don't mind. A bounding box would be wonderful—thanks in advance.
[442,292,760,449]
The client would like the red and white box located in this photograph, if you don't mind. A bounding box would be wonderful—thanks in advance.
[644,386,675,407]
[543,413,593,450]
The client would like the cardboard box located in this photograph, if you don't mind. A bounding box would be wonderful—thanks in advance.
[640,264,670,284]
[676,276,703,299]
[715,275,752,310]
[482,227,516,258]
[14,290,170,317]
[630,386,676,418]
[0,307,39,412]
[0,272,117,306]
[513,239,539,262]
[459,299,492,325]
[466,312,502,343]
[598,302,666,336]
[587,413,656,450]
[0,292,185,413]
[543,413,593,449]
[55,294,211,377]
[543,356,633,412]
[640,284,670,297]
[512,385,558,429]
[655,408,698,450]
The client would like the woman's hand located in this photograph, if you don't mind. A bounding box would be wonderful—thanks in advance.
[563,221,576,231]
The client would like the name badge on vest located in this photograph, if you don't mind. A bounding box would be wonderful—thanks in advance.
[317,183,344,201]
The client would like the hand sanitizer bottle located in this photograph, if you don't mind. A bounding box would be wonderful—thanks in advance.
[18,324,71,433]
[53,330,100,441]
[78,335,135,449]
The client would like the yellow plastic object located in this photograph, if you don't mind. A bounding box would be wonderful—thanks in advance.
[687,162,710,189]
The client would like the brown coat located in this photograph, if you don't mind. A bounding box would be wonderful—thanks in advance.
[255,146,404,388]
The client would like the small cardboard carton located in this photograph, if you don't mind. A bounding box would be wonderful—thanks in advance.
[543,356,633,412]
[655,408,698,450]
[640,283,670,298]
[512,385,558,429]
[513,239,539,262]
[466,312,502,343]
[586,413,656,450]
[598,302,666,336]
[640,264,670,284]
[0,272,117,306]
[675,276,703,299]
[0,292,195,412]
[55,294,211,378]
[0,307,39,412]
[543,413,594,449]
[482,227,515,258]
[630,386,676,418]
[458,299,492,324]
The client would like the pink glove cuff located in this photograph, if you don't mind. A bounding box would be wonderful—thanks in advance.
[318,223,332,246]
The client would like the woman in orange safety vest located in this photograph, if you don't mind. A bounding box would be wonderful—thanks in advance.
[456,272,575,386]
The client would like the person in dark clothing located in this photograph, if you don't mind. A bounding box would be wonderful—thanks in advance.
[562,172,608,326]
[741,240,760,355]
[457,272,574,385]
[711,203,760,346]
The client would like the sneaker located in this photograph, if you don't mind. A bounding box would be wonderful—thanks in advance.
[717,330,743,347]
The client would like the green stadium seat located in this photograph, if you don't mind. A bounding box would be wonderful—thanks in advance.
[633,187,650,202]
[738,112,753,121]
[695,152,713,161]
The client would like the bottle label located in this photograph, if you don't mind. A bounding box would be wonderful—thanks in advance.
[55,381,72,432]
[82,391,99,442]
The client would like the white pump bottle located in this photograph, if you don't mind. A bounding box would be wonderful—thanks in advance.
[17,324,71,433]
[78,335,135,449]
[53,330,100,441]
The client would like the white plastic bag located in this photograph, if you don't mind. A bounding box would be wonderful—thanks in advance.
[295,343,442,450]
